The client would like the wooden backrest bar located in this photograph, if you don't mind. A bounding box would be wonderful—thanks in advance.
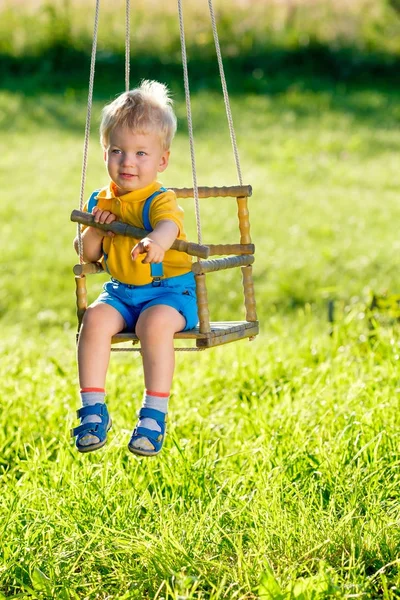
[207,243,255,256]
[71,210,210,259]
[74,262,104,276]
[171,185,252,198]
[192,255,254,275]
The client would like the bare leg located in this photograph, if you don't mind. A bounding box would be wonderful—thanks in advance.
[135,304,186,392]
[74,303,125,449]
[78,303,126,389]
[129,305,185,453]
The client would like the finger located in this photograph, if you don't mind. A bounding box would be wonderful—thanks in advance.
[98,212,111,224]
[131,248,139,261]
[140,249,153,264]
[143,253,162,264]
[93,210,108,224]
[131,243,144,261]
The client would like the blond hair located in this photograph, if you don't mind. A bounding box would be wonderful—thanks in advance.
[100,80,177,150]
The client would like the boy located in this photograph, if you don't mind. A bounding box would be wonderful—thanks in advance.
[72,80,198,456]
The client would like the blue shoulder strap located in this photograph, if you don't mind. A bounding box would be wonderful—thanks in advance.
[142,187,167,280]
[142,187,167,230]
[87,189,101,213]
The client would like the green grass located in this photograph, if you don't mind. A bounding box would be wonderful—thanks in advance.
[1,75,400,598]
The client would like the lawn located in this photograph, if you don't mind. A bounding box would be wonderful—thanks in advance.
[0,72,399,598]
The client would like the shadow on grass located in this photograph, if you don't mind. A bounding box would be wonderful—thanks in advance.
[2,41,400,135]
[3,39,400,93]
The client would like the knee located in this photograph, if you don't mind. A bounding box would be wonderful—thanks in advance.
[136,311,171,342]
[81,305,102,330]
[136,318,159,343]
[79,303,125,345]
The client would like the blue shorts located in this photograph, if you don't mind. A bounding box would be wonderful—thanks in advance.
[93,271,198,332]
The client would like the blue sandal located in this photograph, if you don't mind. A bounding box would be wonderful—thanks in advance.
[71,403,112,453]
[128,407,167,457]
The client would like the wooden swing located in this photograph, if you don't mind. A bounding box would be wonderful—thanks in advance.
[73,0,258,351]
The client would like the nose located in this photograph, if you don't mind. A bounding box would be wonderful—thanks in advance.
[121,152,136,167]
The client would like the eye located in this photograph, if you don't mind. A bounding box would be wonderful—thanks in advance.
[111,148,122,154]
[137,151,146,156]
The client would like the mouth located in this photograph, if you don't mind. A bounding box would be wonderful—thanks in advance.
[119,173,137,180]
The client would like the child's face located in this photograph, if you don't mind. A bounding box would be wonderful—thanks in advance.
[104,125,170,195]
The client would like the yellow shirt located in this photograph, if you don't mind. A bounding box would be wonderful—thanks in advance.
[83,180,193,285]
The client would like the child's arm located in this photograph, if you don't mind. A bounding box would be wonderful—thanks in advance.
[131,219,178,264]
[73,207,116,262]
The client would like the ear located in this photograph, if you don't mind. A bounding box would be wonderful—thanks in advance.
[158,150,170,173]
[103,149,107,162]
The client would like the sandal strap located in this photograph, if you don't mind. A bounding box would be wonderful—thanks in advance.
[134,426,164,443]
[71,421,101,437]
[77,403,107,419]
[128,408,167,455]
[138,407,167,423]
[71,403,110,442]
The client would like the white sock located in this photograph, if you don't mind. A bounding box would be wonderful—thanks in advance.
[131,389,169,451]
[79,388,106,446]
[80,388,106,424]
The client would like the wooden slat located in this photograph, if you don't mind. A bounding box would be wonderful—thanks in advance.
[237,195,252,245]
[242,265,257,322]
[74,262,104,276]
[75,275,87,328]
[196,322,259,348]
[195,273,211,334]
[111,321,259,344]
[171,185,252,198]
[71,210,210,259]
[207,243,255,256]
[73,244,256,276]
[192,255,254,275]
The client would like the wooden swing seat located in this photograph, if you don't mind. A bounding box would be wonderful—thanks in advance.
[112,320,259,349]
[74,184,258,351]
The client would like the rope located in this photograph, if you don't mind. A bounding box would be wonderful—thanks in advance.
[125,0,130,91]
[177,0,203,248]
[77,0,101,264]
[207,0,243,186]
